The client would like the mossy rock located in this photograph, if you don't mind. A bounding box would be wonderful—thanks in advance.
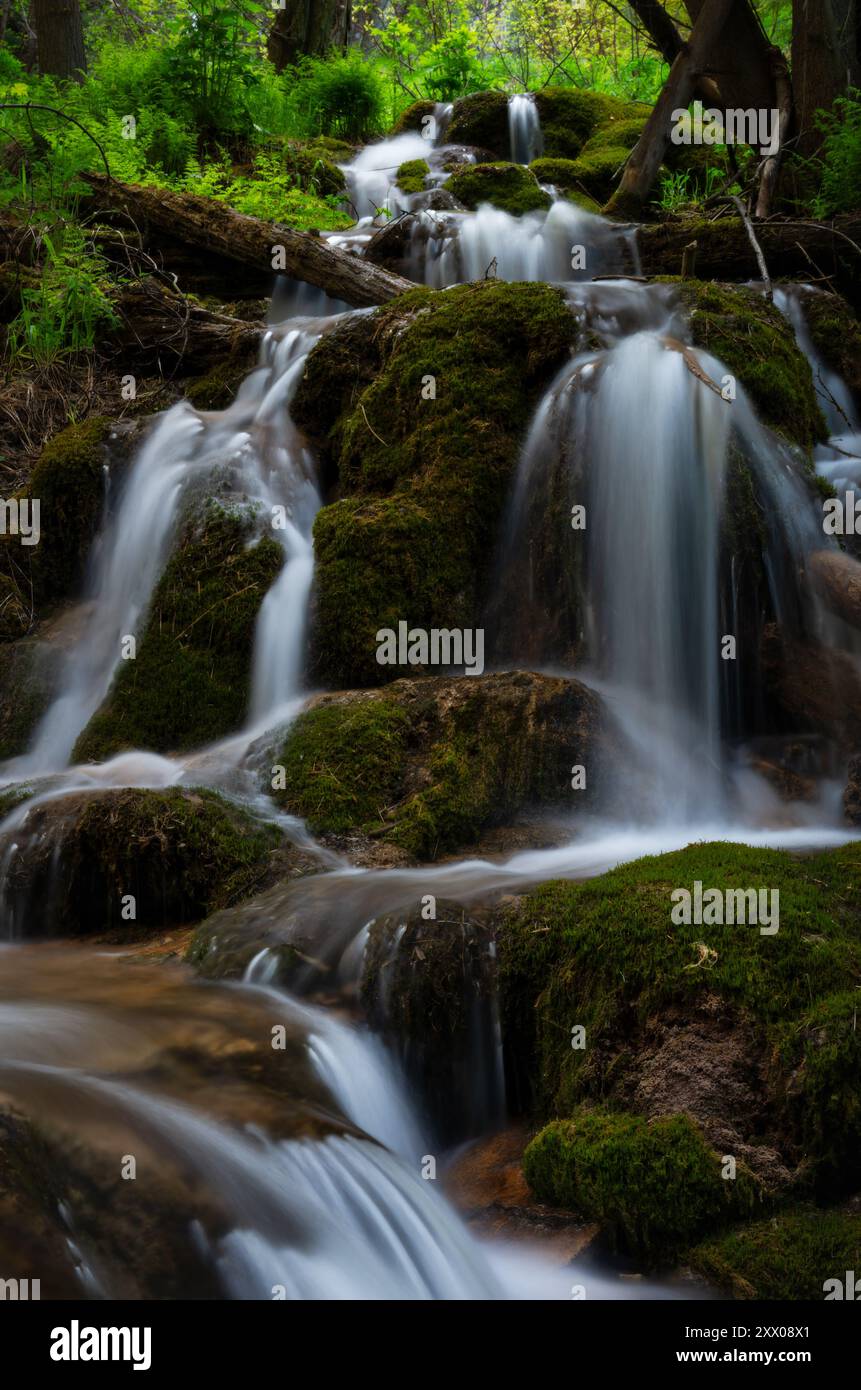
[497,840,861,1189]
[293,281,576,688]
[797,287,861,405]
[2,786,281,935]
[528,158,600,209]
[272,671,609,859]
[73,503,283,760]
[396,157,430,195]
[444,161,551,215]
[392,100,437,137]
[446,90,509,156]
[533,88,639,159]
[0,572,30,641]
[185,348,259,411]
[524,1109,763,1263]
[562,143,632,202]
[671,280,826,448]
[3,417,112,605]
[690,1204,861,1299]
[0,636,58,761]
[285,145,347,198]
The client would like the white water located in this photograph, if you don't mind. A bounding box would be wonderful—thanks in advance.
[1,119,860,1301]
[509,93,543,164]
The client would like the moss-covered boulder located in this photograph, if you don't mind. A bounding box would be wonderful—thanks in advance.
[271,671,611,859]
[184,347,260,411]
[690,1204,861,1299]
[523,1109,762,1262]
[396,157,430,195]
[444,161,551,215]
[285,143,347,198]
[1,417,112,605]
[671,280,826,448]
[528,158,600,209]
[292,281,576,688]
[73,504,282,760]
[392,100,438,136]
[0,634,59,761]
[533,88,643,159]
[446,91,510,156]
[1,786,281,935]
[559,142,632,202]
[498,840,861,1191]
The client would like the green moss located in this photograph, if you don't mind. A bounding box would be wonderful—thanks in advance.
[533,88,639,158]
[275,697,410,833]
[498,840,861,1185]
[528,158,599,208]
[524,1109,762,1262]
[0,572,30,640]
[447,90,509,156]
[6,787,281,934]
[396,158,430,195]
[0,638,57,761]
[445,161,551,215]
[297,281,576,688]
[185,352,258,411]
[73,504,283,760]
[12,418,111,603]
[690,1206,861,1299]
[671,280,826,448]
[285,146,347,198]
[392,100,437,136]
[272,672,602,858]
[564,143,632,201]
[798,289,861,403]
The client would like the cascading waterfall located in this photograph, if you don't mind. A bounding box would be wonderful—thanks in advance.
[2,120,861,1302]
[508,93,543,164]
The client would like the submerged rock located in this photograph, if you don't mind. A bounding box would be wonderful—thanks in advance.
[292,281,576,688]
[1,786,282,936]
[271,670,614,859]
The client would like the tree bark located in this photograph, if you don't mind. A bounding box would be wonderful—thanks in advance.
[105,277,263,375]
[603,0,736,217]
[626,0,722,104]
[32,0,87,81]
[268,0,352,72]
[81,174,416,309]
[684,0,776,110]
[792,0,860,156]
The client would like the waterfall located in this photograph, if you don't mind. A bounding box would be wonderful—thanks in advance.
[8,324,323,779]
[508,94,543,164]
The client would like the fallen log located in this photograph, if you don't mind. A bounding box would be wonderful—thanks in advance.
[82,173,415,309]
[103,276,263,375]
[636,214,861,310]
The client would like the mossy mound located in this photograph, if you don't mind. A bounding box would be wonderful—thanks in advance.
[690,1205,861,1299]
[2,786,281,935]
[671,280,826,448]
[292,280,576,688]
[396,157,430,195]
[444,161,551,215]
[528,158,600,209]
[184,349,259,411]
[533,88,641,159]
[392,100,437,136]
[524,1109,762,1263]
[285,144,347,198]
[272,671,609,859]
[797,287,861,405]
[1,417,111,605]
[498,840,861,1189]
[561,143,632,202]
[73,504,282,760]
[446,90,509,156]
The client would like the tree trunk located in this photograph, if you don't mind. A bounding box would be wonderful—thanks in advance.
[32,0,87,81]
[105,277,263,375]
[82,174,415,308]
[685,0,776,110]
[268,0,352,72]
[626,0,722,104]
[604,0,736,217]
[792,0,860,155]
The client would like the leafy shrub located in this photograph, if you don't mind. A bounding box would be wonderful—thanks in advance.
[293,52,385,142]
[813,91,861,216]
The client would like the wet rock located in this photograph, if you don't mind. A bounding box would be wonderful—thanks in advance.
[270,670,616,859]
[1,786,283,936]
[444,161,551,216]
[810,549,861,633]
[760,621,861,749]
[844,754,861,824]
[797,287,861,406]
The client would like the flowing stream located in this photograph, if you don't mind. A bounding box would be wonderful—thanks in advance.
[1,104,859,1300]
